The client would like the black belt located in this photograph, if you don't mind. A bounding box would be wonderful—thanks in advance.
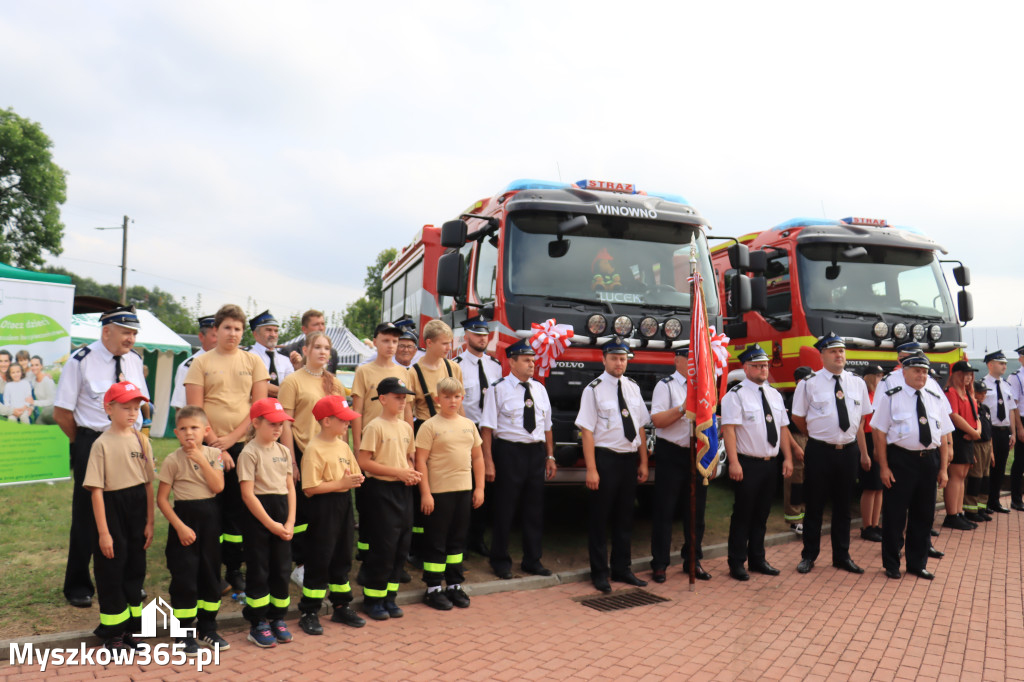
[808,437,855,450]
[993,426,1012,431]
[76,426,102,437]
[739,453,774,461]
[891,445,938,457]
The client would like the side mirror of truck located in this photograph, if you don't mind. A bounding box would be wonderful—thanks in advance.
[748,250,767,275]
[436,252,466,298]
[953,265,971,287]
[731,274,752,314]
[440,220,468,248]
[728,243,750,271]
[750,275,768,314]
[957,290,974,323]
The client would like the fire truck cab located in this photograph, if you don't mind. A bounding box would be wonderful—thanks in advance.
[713,216,973,390]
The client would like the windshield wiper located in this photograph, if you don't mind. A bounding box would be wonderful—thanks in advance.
[541,295,614,314]
[824,309,881,319]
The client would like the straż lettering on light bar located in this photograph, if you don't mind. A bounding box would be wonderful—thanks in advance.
[575,179,638,194]
[841,217,889,227]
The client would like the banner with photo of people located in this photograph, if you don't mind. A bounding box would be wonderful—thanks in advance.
[0,272,75,486]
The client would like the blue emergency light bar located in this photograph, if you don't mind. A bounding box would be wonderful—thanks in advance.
[771,216,926,236]
[504,178,690,206]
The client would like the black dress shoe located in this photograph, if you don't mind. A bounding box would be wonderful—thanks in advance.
[989,505,1010,514]
[521,564,553,577]
[928,546,945,559]
[67,595,92,608]
[729,566,750,581]
[611,571,648,587]
[651,569,666,584]
[796,559,814,574]
[930,528,940,537]
[593,578,612,593]
[749,561,781,576]
[884,567,901,579]
[683,563,712,581]
[1012,502,1024,512]
[908,568,935,580]
[964,511,987,523]
[494,569,514,580]
[832,558,865,574]
[468,540,490,556]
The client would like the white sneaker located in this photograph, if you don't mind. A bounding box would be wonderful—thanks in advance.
[291,565,305,587]
[790,523,803,536]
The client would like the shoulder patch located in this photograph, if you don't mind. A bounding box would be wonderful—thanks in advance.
[660,375,674,384]
[73,347,91,361]
[925,388,941,399]
[885,386,902,396]
[491,377,505,387]
[183,357,194,368]
[729,383,743,393]
[588,378,602,388]
[452,356,463,363]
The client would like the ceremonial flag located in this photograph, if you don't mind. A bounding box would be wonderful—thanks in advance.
[685,251,720,484]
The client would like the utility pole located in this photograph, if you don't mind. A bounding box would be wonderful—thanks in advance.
[95,215,130,304]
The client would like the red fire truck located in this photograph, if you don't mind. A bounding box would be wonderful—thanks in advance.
[711,216,973,390]
[382,179,749,481]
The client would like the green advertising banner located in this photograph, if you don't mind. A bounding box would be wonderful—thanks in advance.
[0,420,70,486]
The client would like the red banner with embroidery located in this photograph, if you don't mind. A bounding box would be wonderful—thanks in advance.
[686,271,719,482]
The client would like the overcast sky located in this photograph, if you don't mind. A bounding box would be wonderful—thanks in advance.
[2,1,1021,330]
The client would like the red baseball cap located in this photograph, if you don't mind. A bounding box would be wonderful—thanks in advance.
[312,395,361,422]
[104,381,150,404]
[250,398,295,423]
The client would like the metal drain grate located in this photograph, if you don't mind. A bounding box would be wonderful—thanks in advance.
[576,588,670,612]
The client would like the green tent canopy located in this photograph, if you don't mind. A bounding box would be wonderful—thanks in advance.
[0,261,72,284]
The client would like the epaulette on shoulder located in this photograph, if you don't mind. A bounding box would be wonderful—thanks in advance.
[240,345,252,352]
[131,348,142,359]
[886,386,902,396]
[452,356,462,363]
[491,377,505,387]
[588,378,602,388]
[925,388,941,399]
[660,375,674,384]
[729,383,743,392]
[73,347,91,361]
[183,357,194,368]
[626,376,638,385]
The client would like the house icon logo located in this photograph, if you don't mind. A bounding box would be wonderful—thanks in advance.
[133,597,197,638]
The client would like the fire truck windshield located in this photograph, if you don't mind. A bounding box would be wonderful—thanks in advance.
[504,211,719,314]
[797,244,955,321]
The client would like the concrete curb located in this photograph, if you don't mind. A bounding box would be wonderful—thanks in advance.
[4,500,959,660]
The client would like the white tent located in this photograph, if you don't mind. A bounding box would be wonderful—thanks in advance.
[282,326,372,366]
[70,310,191,438]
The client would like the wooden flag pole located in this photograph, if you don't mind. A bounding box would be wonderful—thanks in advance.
[688,237,698,592]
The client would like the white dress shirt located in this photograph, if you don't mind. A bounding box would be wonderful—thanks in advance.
[651,371,691,447]
[721,378,790,458]
[871,383,954,450]
[575,371,651,453]
[455,350,504,425]
[249,343,294,385]
[170,349,205,409]
[480,375,552,443]
[982,373,1017,427]
[792,368,872,444]
[54,341,149,431]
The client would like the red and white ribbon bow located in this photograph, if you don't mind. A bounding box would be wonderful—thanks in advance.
[529,318,575,377]
[708,326,731,377]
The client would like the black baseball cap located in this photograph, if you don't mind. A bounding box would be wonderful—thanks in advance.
[372,376,416,399]
[373,323,402,338]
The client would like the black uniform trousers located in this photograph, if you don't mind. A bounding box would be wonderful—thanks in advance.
[64,426,103,601]
[589,448,639,579]
[299,490,355,614]
[801,439,859,563]
[411,420,427,559]
[220,442,246,576]
[93,484,147,640]
[467,480,494,548]
[361,477,413,604]
[650,441,706,572]
[165,497,222,635]
[489,439,547,575]
[241,494,292,624]
[988,426,1011,509]
[1010,435,1024,506]
[728,455,776,568]
[291,445,308,566]
[881,446,939,572]
[422,490,471,587]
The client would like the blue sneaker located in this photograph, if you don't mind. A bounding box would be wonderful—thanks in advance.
[247,621,277,648]
[362,601,390,621]
[269,619,293,643]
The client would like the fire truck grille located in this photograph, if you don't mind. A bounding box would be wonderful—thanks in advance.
[576,588,670,612]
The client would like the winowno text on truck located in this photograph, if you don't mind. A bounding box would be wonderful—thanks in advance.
[711,216,973,391]
[380,179,757,482]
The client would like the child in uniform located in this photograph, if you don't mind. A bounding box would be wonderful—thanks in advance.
[357,377,421,621]
[156,406,228,654]
[83,381,155,650]
[297,395,366,635]
[415,377,484,610]
[965,380,994,521]
[237,398,296,648]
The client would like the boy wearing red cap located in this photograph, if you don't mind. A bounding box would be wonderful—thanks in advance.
[237,398,296,648]
[83,381,155,651]
[297,395,366,635]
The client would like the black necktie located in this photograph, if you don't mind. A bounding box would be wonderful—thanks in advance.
[478,359,487,410]
[521,382,536,433]
[113,354,124,383]
[760,387,778,447]
[267,350,278,386]
[618,379,637,442]
[996,380,1006,422]
[916,390,932,447]
[834,375,851,432]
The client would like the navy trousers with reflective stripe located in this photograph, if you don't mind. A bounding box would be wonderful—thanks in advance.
[219,442,245,575]
[166,497,222,634]
[422,490,471,587]
[93,484,147,639]
[241,494,291,624]
[361,478,412,603]
[300,490,355,613]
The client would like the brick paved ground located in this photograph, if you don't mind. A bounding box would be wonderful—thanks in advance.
[8,500,1024,680]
